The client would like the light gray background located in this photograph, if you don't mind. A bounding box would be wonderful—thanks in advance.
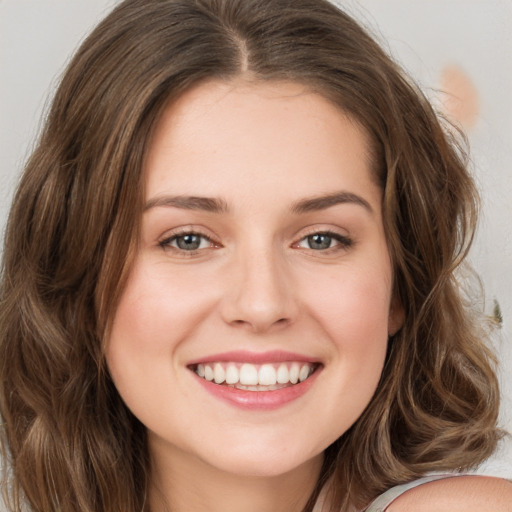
[1,0,511,475]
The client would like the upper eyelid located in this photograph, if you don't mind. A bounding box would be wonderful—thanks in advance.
[294,225,352,242]
[297,225,349,237]
[165,232,213,243]
[158,230,220,253]
[159,226,218,242]
[294,231,353,249]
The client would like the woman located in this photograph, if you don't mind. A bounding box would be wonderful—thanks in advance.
[0,0,510,511]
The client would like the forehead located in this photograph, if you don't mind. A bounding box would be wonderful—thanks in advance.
[144,79,380,209]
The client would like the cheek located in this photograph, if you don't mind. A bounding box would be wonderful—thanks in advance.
[290,273,390,455]
[298,261,391,401]
[109,259,216,352]
[301,262,393,347]
[105,259,218,406]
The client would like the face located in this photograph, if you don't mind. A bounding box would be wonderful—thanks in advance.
[106,80,401,479]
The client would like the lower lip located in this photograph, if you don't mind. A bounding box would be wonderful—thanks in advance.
[192,368,321,410]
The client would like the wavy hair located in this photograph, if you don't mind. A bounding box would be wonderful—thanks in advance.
[0,0,502,511]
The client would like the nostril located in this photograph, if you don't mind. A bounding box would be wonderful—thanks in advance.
[229,316,291,332]
[220,275,298,332]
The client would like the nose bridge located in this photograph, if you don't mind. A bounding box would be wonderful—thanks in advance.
[222,235,296,332]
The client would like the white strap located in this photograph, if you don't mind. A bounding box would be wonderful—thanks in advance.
[363,473,461,511]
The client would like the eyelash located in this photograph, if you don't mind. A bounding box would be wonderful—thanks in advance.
[158,229,353,255]
[294,230,353,253]
[158,230,218,254]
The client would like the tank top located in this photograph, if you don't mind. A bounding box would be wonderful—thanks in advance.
[363,474,459,511]
[362,472,512,511]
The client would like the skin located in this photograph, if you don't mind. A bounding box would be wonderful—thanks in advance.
[390,475,512,511]
[106,79,403,512]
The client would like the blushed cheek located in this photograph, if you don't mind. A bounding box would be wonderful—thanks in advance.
[308,271,391,344]
[109,259,216,354]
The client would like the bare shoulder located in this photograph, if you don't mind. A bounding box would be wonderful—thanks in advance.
[388,476,512,512]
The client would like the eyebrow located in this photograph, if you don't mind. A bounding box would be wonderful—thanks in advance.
[144,195,229,213]
[290,191,373,214]
[144,190,373,215]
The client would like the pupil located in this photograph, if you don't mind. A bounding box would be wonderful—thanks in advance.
[177,234,201,250]
[308,234,331,250]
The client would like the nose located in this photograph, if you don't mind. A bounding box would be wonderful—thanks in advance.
[220,246,298,333]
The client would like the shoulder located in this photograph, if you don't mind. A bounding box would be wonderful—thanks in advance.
[387,475,512,512]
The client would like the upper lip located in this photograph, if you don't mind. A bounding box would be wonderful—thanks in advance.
[186,350,321,366]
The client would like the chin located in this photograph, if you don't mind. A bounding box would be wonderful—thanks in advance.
[198,443,324,479]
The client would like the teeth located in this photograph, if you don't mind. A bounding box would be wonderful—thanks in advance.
[193,361,316,388]
[289,363,300,384]
[276,363,289,384]
[239,363,258,385]
[299,365,310,382]
[213,363,225,384]
[225,364,238,384]
[204,365,214,382]
[258,364,277,386]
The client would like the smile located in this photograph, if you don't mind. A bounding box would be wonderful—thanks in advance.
[192,361,318,390]
[187,351,322,410]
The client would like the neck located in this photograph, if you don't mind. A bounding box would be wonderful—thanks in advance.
[148,438,324,512]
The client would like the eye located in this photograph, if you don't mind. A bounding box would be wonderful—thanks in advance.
[296,231,352,251]
[159,232,214,252]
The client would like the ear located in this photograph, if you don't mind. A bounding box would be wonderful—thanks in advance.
[388,295,404,336]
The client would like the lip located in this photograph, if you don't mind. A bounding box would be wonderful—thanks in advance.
[186,350,320,366]
[188,351,323,411]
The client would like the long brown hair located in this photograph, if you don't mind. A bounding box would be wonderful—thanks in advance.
[0,1,502,511]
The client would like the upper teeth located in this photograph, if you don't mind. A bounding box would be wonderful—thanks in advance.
[194,362,315,386]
